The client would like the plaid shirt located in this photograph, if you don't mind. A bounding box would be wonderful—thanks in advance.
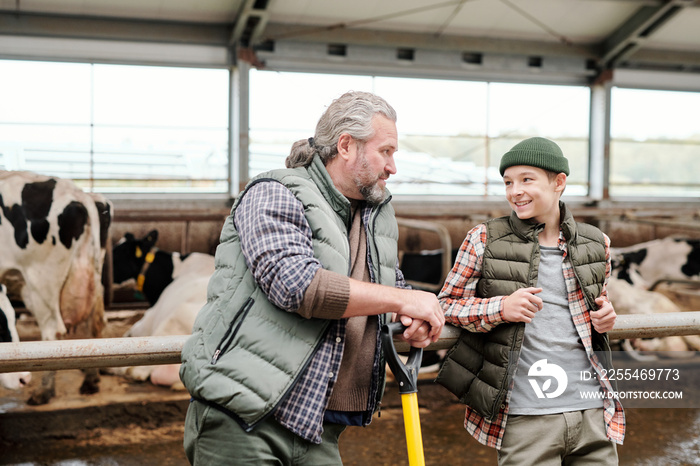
[438,223,626,449]
[235,181,407,444]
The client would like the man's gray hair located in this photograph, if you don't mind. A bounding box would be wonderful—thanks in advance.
[285,91,397,168]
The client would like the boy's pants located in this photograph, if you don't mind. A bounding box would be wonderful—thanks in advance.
[498,408,618,466]
[184,399,346,465]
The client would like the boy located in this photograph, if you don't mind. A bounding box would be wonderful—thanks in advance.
[436,137,625,465]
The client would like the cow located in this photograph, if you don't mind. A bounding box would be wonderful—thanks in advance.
[611,237,700,288]
[0,170,111,404]
[607,277,700,358]
[608,236,700,357]
[107,230,214,387]
[112,230,213,306]
[0,284,32,391]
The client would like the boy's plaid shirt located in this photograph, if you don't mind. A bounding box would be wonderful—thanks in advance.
[438,223,625,449]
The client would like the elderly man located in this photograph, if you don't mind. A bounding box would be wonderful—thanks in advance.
[180,91,444,465]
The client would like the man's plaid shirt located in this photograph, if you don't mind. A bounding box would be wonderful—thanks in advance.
[235,181,408,444]
[438,223,626,449]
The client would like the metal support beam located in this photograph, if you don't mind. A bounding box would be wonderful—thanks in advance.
[235,59,251,191]
[613,68,700,92]
[2,312,700,373]
[599,0,694,69]
[589,70,613,200]
[0,34,229,67]
[257,40,595,86]
[0,11,230,45]
[261,22,595,59]
[229,0,271,47]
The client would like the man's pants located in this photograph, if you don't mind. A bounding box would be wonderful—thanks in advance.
[498,408,618,466]
[184,399,347,465]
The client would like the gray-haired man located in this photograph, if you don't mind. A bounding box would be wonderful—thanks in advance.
[180,91,444,464]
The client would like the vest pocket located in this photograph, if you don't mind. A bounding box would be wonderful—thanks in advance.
[210,297,254,364]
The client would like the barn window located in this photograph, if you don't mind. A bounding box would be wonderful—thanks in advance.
[249,70,591,197]
[0,60,229,194]
[610,87,700,198]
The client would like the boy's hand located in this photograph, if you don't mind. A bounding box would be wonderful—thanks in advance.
[591,297,616,333]
[503,287,543,323]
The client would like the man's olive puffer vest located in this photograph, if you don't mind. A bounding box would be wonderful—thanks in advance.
[436,203,612,421]
[179,155,398,430]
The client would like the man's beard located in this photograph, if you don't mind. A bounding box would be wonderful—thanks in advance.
[354,149,387,205]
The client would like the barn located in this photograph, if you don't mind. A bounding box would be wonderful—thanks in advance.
[1,1,700,464]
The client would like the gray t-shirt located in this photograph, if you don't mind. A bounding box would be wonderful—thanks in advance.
[508,246,604,415]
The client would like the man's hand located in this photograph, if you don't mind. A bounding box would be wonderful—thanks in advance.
[344,281,444,344]
[503,287,543,323]
[396,289,445,344]
[591,297,616,333]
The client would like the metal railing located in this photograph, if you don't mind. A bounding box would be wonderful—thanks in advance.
[396,217,452,294]
[2,312,700,373]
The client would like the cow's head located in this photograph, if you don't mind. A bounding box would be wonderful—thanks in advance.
[0,284,32,390]
[611,248,648,287]
[112,230,159,284]
[88,193,113,250]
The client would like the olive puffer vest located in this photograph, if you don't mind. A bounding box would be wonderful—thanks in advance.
[179,155,398,430]
[436,203,611,421]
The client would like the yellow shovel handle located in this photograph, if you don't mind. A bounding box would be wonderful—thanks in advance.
[401,392,425,466]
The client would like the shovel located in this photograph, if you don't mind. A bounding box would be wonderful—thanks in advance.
[381,321,425,466]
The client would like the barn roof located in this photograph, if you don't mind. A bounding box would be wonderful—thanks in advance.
[1,0,699,89]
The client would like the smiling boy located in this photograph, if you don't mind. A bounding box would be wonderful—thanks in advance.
[436,137,625,465]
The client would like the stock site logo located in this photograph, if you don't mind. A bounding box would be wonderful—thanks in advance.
[528,359,568,399]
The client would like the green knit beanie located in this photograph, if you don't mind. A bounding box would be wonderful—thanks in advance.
[499,137,569,176]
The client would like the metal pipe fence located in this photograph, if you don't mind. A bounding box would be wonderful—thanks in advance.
[1,312,700,373]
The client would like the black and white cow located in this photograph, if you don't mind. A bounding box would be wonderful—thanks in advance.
[108,230,214,387]
[611,237,700,288]
[0,284,32,390]
[607,277,700,355]
[112,229,214,306]
[609,236,700,357]
[0,170,111,404]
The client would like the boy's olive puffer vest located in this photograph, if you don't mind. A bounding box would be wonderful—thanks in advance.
[436,203,611,420]
[179,155,398,430]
